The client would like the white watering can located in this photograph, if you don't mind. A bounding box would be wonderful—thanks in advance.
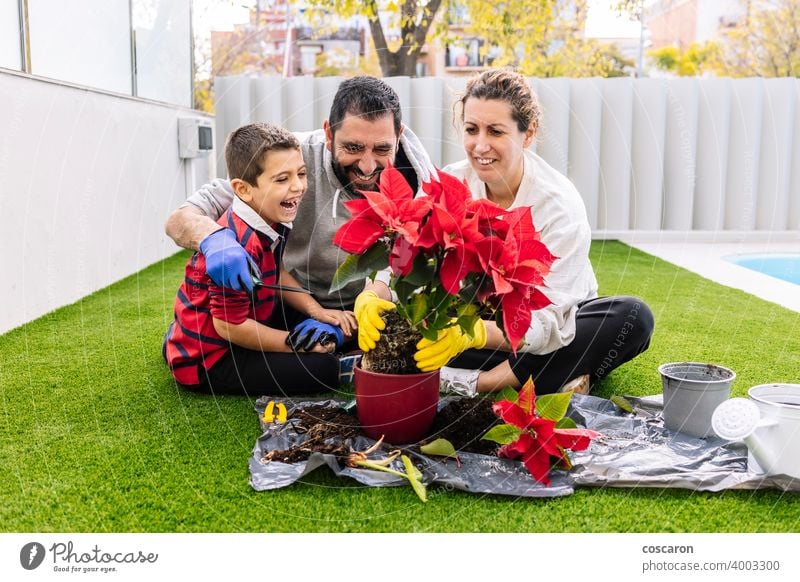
[711,384,800,479]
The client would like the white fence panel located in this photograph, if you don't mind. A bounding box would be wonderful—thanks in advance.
[383,76,413,132]
[790,79,800,230]
[756,78,795,231]
[630,78,667,230]
[213,75,800,233]
[441,77,468,168]
[725,78,763,230]
[252,76,285,126]
[535,78,572,176]
[314,76,343,129]
[598,78,634,230]
[694,78,731,230]
[663,78,699,230]
[410,76,445,168]
[214,75,252,177]
[283,76,316,132]
[567,78,603,229]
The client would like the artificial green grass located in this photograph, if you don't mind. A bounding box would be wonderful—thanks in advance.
[2,241,799,533]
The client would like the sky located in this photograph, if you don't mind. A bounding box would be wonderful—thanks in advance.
[585,0,642,38]
[194,0,643,39]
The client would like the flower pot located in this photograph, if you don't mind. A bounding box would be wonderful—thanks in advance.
[659,362,735,438]
[354,365,440,445]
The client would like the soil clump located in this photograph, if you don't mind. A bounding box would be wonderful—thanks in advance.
[361,311,422,375]
[424,398,500,455]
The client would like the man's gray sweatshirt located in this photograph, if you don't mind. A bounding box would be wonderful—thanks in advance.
[181,127,437,309]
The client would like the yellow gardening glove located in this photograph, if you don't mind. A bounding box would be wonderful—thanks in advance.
[414,319,487,372]
[354,291,396,352]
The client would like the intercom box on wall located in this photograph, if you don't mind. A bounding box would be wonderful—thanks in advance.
[178,118,214,159]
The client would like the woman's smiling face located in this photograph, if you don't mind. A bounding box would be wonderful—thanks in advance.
[462,97,534,197]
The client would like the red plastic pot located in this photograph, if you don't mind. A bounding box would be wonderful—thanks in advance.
[354,365,440,445]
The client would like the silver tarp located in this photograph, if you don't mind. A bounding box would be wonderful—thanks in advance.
[249,394,798,497]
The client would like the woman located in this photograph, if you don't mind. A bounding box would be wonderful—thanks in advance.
[419,69,654,396]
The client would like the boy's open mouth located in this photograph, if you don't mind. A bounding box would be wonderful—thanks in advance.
[280,198,301,210]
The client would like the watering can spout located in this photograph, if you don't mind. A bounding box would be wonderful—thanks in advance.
[711,398,779,475]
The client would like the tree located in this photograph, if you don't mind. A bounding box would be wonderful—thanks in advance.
[647,42,717,76]
[305,0,445,77]
[315,45,382,77]
[458,0,623,77]
[711,0,800,77]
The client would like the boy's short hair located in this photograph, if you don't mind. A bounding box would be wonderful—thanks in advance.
[225,123,300,186]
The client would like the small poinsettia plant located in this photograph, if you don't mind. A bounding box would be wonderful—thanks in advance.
[331,164,556,370]
[482,378,601,486]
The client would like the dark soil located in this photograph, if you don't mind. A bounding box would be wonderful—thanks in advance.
[361,310,422,375]
[423,398,500,456]
[262,398,501,463]
[262,405,362,464]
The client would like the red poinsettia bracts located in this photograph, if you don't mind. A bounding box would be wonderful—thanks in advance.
[331,163,557,359]
[332,165,431,254]
[492,378,600,486]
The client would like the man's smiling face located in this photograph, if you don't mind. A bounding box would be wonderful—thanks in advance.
[325,113,401,194]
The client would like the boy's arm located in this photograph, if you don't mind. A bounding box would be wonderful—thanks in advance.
[212,317,329,354]
[279,268,356,337]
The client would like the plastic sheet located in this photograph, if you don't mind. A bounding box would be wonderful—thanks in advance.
[249,394,799,498]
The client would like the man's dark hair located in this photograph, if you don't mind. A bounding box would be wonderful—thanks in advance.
[328,76,402,136]
[225,122,299,186]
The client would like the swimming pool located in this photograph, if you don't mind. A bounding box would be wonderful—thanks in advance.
[725,253,800,285]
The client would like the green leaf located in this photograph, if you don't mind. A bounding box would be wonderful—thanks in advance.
[455,314,479,338]
[494,386,519,403]
[357,241,390,275]
[419,325,439,342]
[481,423,521,445]
[401,455,427,502]
[330,254,361,293]
[403,254,435,286]
[392,279,418,306]
[555,417,578,429]
[329,242,388,293]
[536,391,572,421]
[409,293,428,325]
[419,438,458,458]
[610,395,635,414]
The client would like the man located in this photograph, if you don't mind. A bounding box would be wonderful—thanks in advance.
[165,76,437,340]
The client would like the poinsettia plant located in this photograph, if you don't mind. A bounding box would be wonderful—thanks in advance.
[331,164,556,367]
[482,378,601,485]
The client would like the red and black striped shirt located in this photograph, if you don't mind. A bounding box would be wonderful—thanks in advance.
[164,208,288,386]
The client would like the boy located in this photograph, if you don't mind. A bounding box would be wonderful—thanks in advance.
[164,123,351,395]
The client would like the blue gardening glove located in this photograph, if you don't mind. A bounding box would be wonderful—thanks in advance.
[199,228,258,292]
[414,319,488,372]
[286,319,345,352]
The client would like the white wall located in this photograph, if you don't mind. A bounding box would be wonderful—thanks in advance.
[214,75,800,237]
[0,71,211,334]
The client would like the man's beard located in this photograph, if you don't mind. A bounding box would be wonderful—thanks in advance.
[331,155,384,196]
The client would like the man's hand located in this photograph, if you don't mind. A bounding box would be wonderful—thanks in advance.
[414,320,487,372]
[286,319,345,352]
[353,291,396,352]
[199,228,256,292]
